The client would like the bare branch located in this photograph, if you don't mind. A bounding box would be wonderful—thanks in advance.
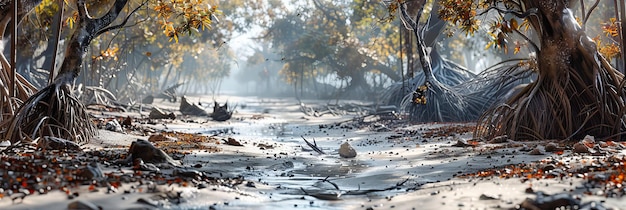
[582,0,599,26]
[76,0,87,20]
[513,28,539,52]
[96,0,148,37]
[478,6,538,19]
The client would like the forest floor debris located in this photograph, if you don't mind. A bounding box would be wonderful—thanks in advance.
[1,95,625,209]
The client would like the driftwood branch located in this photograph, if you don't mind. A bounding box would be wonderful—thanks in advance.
[300,177,412,200]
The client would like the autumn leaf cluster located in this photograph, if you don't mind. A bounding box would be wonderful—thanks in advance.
[438,0,479,35]
[594,18,621,60]
[153,0,220,43]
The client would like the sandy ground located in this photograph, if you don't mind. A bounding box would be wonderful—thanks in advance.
[1,95,625,210]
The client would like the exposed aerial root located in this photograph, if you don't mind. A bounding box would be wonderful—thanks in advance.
[476,57,625,141]
[382,50,478,122]
[5,83,96,144]
[461,59,536,107]
[1,67,40,139]
[398,78,483,122]
[382,56,536,123]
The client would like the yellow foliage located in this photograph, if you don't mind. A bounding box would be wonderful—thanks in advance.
[66,13,77,28]
[593,35,621,60]
[101,46,119,60]
[602,18,619,37]
[152,0,220,43]
[599,43,621,60]
[439,0,479,35]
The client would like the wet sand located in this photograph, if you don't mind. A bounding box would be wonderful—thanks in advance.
[1,95,625,209]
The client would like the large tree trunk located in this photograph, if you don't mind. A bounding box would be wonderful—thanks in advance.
[477,1,624,140]
[5,0,131,143]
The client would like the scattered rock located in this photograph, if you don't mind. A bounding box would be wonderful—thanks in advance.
[180,96,208,116]
[257,143,274,149]
[581,135,595,147]
[122,116,133,127]
[544,142,559,152]
[0,140,10,147]
[149,107,176,119]
[528,147,545,155]
[541,164,556,172]
[77,162,105,180]
[478,194,498,200]
[519,192,580,210]
[107,185,118,194]
[127,139,180,166]
[246,181,256,188]
[211,101,233,121]
[68,200,100,210]
[173,168,204,179]
[452,139,479,147]
[225,137,243,146]
[573,142,590,153]
[133,158,160,172]
[339,142,357,158]
[38,136,81,151]
[525,187,534,194]
[105,119,123,132]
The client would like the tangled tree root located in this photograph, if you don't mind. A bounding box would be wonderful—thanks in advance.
[476,59,625,141]
[382,51,481,122]
[399,79,484,122]
[5,83,96,144]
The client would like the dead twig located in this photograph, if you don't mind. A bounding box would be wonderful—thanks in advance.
[300,177,412,201]
[301,136,325,154]
[300,187,342,200]
[320,176,340,190]
[342,177,410,195]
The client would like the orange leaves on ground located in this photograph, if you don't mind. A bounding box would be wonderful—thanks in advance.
[149,131,222,153]
[468,139,480,145]
[421,124,475,139]
[460,155,626,197]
